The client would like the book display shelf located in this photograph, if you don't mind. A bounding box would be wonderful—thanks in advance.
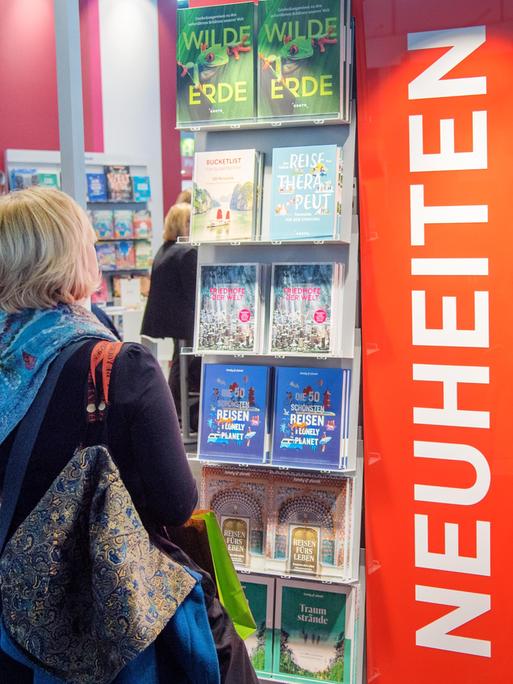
[4,150,154,306]
[176,0,363,680]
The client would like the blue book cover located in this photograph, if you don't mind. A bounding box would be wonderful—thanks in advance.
[269,145,340,241]
[132,175,152,202]
[271,366,351,471]
[199,364,270,464]
[87,173,108,202]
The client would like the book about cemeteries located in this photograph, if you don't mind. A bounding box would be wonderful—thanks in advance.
[269,262,342,355]
[177,3,256,125]
[195,263,262,353]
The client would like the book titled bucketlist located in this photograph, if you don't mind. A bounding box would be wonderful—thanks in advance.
[258,0,344,119]
[177,3,256,125]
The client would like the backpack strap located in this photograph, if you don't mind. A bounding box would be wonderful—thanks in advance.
[87,341,123,423]
[0,340,88,555]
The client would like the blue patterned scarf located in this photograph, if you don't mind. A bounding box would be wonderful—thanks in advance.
[0,304,116,444]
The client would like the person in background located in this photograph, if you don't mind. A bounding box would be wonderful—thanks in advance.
[176,188,191,204]
[141,202,201,430]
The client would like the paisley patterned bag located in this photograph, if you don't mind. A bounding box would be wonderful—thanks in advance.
[0,341,196,684]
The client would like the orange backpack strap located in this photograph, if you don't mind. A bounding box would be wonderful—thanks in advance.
[90,340,123,405]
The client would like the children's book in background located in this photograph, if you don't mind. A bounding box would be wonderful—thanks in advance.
[258,0,344,119]
[195,263,262,353]
[115,241,136,269]
[91,277,110,305]
[199,364,271,465]
[271,366,351,471]
[269,145,343,240]
[177,3,255,125]
[133,209,153,238]
[201,465,270,571]
[92,210,114,239]
[132,175,152,202]
[269,263,342,355]
[86,172,108,201]
[238,575,274,676]
[104,165,133,201]
[267,471,351,580]
[37,172,60,189]
[191,150,263,243]
[135,241,153,270]
[95,243,116,271]
[273,579,352,684]
[9,168,38,190]
[113,210,134,239]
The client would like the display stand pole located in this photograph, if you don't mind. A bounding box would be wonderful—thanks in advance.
[53,0,87,208]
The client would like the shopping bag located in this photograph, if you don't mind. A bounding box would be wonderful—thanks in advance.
[192,511,256,640]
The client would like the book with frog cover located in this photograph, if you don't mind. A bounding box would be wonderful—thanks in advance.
[177,3,256,125]
[258,0,344,119]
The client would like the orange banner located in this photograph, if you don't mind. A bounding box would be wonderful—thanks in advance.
[354,2,513,681]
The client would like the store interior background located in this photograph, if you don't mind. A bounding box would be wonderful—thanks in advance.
[0,0,181,254]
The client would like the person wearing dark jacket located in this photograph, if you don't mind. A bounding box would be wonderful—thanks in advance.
[141,202,201,429]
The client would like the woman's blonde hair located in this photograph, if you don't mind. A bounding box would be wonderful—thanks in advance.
[163,202,191,242]
[0,187,99,313]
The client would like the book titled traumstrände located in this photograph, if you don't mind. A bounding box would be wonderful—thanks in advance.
[199,364,271,465]
[191,149,262,243]
[271,366,351,471]
[274,579,351,683]
[269,263,341,355]
[177,3,255,126]
[195,263,261,353]
[258,0,344,120]
[270,145,342,241]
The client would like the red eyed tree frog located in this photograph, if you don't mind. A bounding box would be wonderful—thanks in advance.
[179,35,251,89]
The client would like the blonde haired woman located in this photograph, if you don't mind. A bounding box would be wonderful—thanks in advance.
[0,188,199,682]
[141,202,201,428]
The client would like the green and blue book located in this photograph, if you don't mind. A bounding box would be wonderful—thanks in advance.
[238,575,275,676]
[270,145,343,240]
[177,3,256,125]
[258,0,344,119]
[274,579,352,683]
[199,364,271,465]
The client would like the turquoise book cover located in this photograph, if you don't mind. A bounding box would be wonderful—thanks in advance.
[258,0,342,119]
[270,145,340,240]
[177,3,255,125]
[274,581,349,683]
[239,576,274,674]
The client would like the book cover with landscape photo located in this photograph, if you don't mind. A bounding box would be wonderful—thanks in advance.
[274,580,350,683]
[191,149,260,242]
[258,0,343,119]
[177,3,255,125]
[239,575,274,675]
